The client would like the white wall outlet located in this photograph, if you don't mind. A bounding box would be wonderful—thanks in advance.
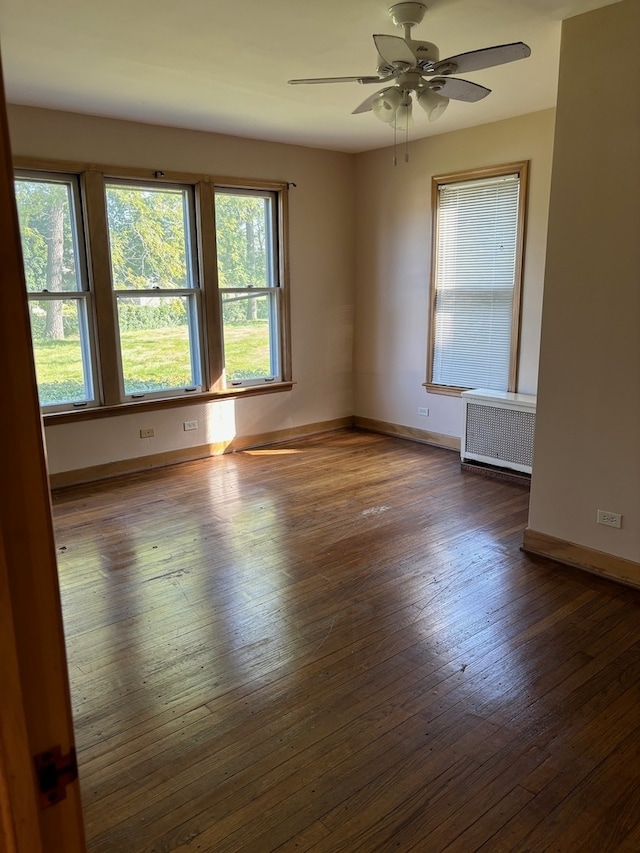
[597,509,622,529]
[183,420,198,431]
[418,407,429,417]
[139,428,154,439]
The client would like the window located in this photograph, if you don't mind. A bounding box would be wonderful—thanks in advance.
[14,162,291,416]
[105,181,202,399]
[14,173,97,411]
[427,162,528,395]
[215,189,282,386]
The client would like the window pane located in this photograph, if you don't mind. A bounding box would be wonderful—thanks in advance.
[433,287,513,389]
[117,296,201,396]
[106,184,193,290]
[14,177,82,293]
[222,292,278,382]
[215,193,274,288]
[28,299,94,406]
[431,172,521,392]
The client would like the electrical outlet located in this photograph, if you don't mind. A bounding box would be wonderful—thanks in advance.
[139,428,154,439]
[183,420,198,432]
[597,510,622,529]
[418,407,429,417]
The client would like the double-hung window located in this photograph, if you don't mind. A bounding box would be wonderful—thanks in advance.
[14,172,97,411]
[427,162,528,394]
[105,180,202,399]
[214,188,282,386]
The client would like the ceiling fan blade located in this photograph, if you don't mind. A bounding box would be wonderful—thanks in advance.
[373,34,416,67]
[427,77,491,102]
[433,42,531,76]
[352,87,394,115]
[288,75,382,85]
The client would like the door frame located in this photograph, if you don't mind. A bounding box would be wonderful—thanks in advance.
[0,53,87,853]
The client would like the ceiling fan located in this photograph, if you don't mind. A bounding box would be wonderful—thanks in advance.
[288,2,531,131]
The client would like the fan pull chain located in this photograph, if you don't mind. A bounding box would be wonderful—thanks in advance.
[393,121,398,167]
[405,122,409,163]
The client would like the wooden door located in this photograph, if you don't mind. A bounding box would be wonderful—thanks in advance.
[0,54,87,852]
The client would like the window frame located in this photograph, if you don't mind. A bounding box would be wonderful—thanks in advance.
[214,185,284,388]
[104,177,205,401]
[425,161,528,397]
[13,158,293,422]
[14,169,101,413]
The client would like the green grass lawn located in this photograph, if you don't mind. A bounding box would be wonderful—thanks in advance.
[33,323,272,404]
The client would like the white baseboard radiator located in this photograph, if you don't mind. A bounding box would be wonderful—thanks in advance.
[461,389,537,475]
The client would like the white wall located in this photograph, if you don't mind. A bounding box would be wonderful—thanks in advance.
[528,0,640,562]
[353,109,555,441]
[8,106,356,474]
[8,105,556,474]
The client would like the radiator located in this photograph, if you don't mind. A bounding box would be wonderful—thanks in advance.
[461,389,537,475]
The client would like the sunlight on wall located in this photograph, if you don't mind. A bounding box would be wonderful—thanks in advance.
[203,399,237,449]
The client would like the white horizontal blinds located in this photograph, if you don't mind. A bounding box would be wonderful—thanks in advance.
[432,173,520,391]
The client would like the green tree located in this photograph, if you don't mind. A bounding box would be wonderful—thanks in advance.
[215,194,269,323]
[15,179,76,339]
[106,186,189,290]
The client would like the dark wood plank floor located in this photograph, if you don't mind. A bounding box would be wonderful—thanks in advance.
[51,429,640,852]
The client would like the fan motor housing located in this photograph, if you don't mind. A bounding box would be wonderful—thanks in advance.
[411,39,439,65]
[378,40,439,76]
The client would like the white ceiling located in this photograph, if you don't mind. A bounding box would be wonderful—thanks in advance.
[0,0,620,153]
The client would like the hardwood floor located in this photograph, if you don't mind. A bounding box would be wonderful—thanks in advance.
[51,429,640,852]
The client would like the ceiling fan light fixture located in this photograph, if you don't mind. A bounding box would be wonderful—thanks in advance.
[417,87,449,121]
[372,87,403,123]
[393,96,413,131]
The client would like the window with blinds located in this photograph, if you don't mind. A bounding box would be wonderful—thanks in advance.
[427,162,528,394]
